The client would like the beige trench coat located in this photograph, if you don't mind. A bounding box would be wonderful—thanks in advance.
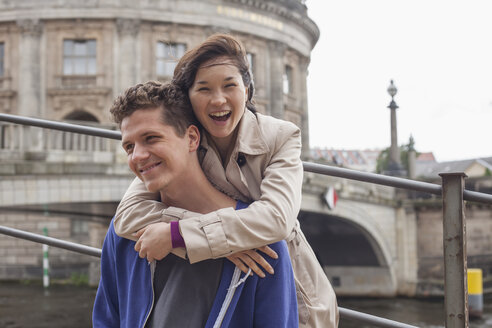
[114,110,339,327]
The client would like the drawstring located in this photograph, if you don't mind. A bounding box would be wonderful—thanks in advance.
[229,268,251,290]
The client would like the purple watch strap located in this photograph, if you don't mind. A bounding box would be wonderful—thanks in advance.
[170,221,186,248]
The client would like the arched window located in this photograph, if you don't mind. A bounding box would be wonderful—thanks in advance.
[63,110,99,123]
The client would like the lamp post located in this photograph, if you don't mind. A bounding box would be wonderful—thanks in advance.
[387,80,402,174]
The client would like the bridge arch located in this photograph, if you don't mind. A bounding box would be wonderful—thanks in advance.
[299,199,397,296]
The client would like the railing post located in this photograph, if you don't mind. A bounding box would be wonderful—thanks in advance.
[439,172,468,328]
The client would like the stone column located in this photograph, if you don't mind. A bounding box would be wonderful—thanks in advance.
[268,40,285,119]
[116,19,140,94]
[395,205,418,296]
[299,57,310,159]
[16,19,43,151]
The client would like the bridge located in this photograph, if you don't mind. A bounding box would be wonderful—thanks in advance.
[1,116,492,301]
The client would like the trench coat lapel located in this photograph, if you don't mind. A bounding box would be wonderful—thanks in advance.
[199,111,269,202]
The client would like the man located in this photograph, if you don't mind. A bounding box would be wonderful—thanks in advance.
[92,81,298,327]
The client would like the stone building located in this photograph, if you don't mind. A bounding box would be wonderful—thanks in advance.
[0,0,324,283]
[0,0,318,154]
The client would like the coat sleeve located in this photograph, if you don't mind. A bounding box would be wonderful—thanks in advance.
[113,121,302,264]
[179,123,302,262]
[113,178,187,259]
[92,224,120,328]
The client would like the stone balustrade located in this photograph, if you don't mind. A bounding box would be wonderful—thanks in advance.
[0,121,129,175]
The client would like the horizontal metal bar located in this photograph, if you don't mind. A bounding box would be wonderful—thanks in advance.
[303,161,442,194]
[0,225,101,258]
[463,188,492,204]
[303,162,492,204]
[339,307,419,328]
[2,114,492,204]
[0,113,122,140]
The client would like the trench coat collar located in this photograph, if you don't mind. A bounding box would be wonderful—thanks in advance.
[199,110,270,156]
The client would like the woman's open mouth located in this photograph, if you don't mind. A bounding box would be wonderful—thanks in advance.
[209,111,231,122]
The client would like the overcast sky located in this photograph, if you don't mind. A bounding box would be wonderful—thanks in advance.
[306,0,492,162]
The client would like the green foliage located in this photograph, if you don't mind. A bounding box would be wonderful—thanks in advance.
[376,137,419,174]
[376,148,390,173]
[70,272,89,286]
[485,168,491,177]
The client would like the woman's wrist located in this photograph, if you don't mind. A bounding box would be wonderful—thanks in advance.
[170,221,186,248]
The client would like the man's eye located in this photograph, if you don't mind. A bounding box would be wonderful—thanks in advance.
[125,145,134,154]
[146,136,160,143]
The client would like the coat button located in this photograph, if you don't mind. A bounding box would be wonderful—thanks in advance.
[236,153,246,167]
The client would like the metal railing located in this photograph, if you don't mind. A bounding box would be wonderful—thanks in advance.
[2,113,492,327]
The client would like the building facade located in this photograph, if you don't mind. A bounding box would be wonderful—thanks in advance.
[0,0,318,153]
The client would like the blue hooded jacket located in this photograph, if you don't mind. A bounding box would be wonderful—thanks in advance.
[93,219,298,327]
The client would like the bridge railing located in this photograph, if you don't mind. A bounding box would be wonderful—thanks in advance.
[2,113,492,328]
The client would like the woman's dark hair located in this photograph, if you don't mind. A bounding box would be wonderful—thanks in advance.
[173,33,256,113]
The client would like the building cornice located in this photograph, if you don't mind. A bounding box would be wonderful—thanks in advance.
[224,0,319,46]
[0,0,319,56]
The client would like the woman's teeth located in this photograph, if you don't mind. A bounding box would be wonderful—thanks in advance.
[209,111,231,121]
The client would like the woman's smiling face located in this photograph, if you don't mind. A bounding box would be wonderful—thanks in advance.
[188,57,248,149]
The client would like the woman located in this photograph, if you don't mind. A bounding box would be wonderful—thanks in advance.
[114,34,338,327]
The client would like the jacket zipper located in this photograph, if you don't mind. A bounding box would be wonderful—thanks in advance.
[212,267,251,328]
[141,261,156,328]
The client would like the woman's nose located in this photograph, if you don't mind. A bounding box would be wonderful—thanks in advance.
[210,90,226,106]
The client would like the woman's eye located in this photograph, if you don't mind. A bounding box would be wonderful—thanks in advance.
[225,83,236,88]
[197,87,209,92]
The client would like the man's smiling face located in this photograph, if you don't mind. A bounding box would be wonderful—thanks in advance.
[121,107,193,193]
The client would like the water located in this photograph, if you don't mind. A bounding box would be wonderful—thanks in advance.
[0,281,490,327]
[0,282,96,328]
[338,296,492,327]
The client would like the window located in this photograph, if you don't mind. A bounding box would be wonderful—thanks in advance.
[246,52,255,77]
[63,40,97,75]
[71,219,89,236]
[283,65,293,95]
[0,42,4,76]
[156,42,186,77]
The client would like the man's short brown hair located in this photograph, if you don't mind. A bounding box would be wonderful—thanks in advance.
[110,81,198,137]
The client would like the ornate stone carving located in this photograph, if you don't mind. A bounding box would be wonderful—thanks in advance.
[116,18,140,37]
[16,19,43,37]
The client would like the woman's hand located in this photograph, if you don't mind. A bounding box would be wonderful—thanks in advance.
[134,222,172,262]
[226,246,278,278]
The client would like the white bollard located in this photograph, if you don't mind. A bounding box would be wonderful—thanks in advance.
[42,227,50,288]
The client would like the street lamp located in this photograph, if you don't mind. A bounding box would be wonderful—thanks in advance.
[387,80,402,174]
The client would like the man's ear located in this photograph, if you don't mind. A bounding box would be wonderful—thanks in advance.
[187,125,200,152]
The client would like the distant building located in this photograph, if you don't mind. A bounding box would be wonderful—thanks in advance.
[415,156,492,180]
[310,147,382,172]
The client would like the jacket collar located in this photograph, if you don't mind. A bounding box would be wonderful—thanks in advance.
[199,110,270,156]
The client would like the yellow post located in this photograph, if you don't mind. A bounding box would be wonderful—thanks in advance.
[468,268,483,319]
